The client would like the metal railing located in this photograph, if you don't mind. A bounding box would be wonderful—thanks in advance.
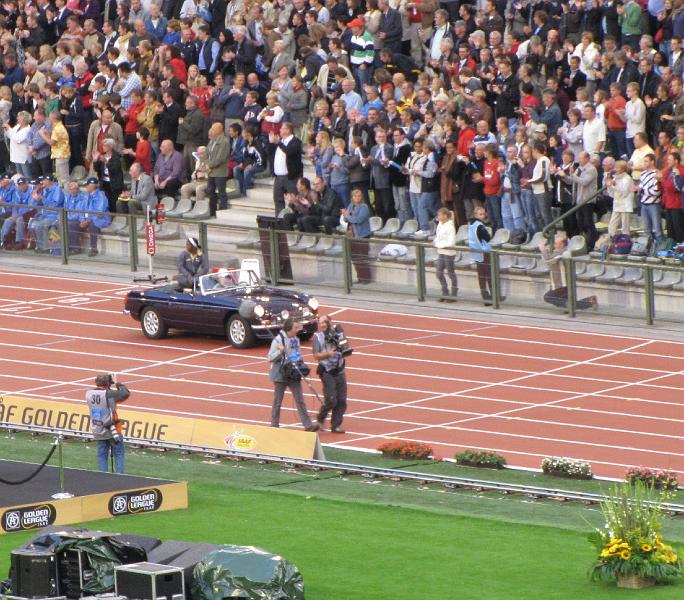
[4,421,683,512]
[1,202,683,325]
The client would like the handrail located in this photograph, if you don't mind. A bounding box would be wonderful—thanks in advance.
[542,186,608,246]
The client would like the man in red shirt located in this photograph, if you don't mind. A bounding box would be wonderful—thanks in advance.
[456,112,476,158]
[123,90,146,152]
[606,83,628,159]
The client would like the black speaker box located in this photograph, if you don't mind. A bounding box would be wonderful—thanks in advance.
[164,543,219,587]
[114,562,184,600]
[111,533,162,555]
[10,549,60,598]
[146,540,197,564]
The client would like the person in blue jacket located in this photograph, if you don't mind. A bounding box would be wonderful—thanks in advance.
[71,177,112,256]
[64,180,87,254]
[0,174,17,229]
[0,177,36,250]
[29,175,65,254]
[469,205,505,307]
[341,188,372,284]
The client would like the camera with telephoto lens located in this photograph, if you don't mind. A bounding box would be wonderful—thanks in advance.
[325,324,353,357]
[103,374,122,443]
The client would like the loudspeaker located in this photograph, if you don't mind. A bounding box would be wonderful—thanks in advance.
[114,563,184,600]
[146,540,197,564]
[10,550,59,598]
[164,543,219,588]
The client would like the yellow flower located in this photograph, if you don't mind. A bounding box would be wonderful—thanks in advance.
[641,544,653,552]
[620,549,632,560]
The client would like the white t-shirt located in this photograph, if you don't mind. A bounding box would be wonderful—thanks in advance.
[582,117,606,156]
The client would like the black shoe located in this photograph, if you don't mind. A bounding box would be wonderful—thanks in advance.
[271,423,279,428]
[305,423,320,432]
[331,427,346,434]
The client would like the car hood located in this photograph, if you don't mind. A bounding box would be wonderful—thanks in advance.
[214,285,310,304]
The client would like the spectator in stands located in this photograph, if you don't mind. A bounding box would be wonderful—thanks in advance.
[433,207,458,302]
[271,122,303,215]
[205,122,229,216]
[4,111,32,177]
[118,162,156,215]
[342,187,372,284]
[29,175,64,254]
[176,95,205,179]
[469,205,502,306]
[27,108,52,178]
[180,146,208,207]
[638,153,663,243]
[92,138,124,212]
[606,160,635,237]
[234,126,266,196]
[299,176,342,235]
[0,177,34,250]
[661,151,684,242]
[154,139,185,198]
[72,177,111,257]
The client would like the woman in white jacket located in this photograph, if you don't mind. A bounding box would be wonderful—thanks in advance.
[606,160,635,236]
[433,207,458,301]
[624,82,646,157]
[4,111,32,177]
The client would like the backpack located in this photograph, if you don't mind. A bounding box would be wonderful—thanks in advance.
[630,236,651,256]
[610,233,632,255]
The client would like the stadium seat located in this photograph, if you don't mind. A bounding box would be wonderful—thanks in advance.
[159,196,176,212]
[155,222,180,240]
[520,232,545,251]
[568,235,587,256]
[306,236,335,255]
[100,215,127,235]
[393,219,418,239]
[166,197,192,218]
[525,257,550,276]
[577,260,606,281]
[424,247,438,266]
[289,234,318,252]
[71,165,87,182]
[324,237,344,256]
[374,217,401,238]
[489,228,510,248]
[235,229,261,248]
[655,260,683,289]
[454,224,469,245]
[594,263,624,282]
[369,216,383,236]
[184,199,211,220]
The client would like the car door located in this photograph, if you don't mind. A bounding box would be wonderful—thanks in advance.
[164,290,204,331]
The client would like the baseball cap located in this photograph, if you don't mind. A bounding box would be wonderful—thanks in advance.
[41,174,56,183]
[85,177,99,185]
[16,177,28,185]
[348,18,364,28]
[0,173,12,181]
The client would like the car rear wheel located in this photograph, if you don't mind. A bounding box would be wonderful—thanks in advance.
[141,307,168,339]
[227,314,256,348]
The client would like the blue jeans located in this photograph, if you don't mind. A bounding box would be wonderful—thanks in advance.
[501,191,526,231]
[625,136,635,158]
[29,214,59,250]
[520,189,540,234]
[234,164,263,195]
[353,65,371,101]
[485,194,503,231]
[416,192,438,231]
[641,203,663,242]
[409,191,421,226]
[331,182,351,208]
[97,438,125,473]
[608,129,627,159]
[1,215,27,243]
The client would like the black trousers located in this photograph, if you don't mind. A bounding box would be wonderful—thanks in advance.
[207,176,227,216]
[373,187,395,221]
[300,214,339,235]
[317,370,347,429]
[351,238,372,283]
[273,175,295,215]
[31,155,52,178]
[576,203,597,250]
[476,254,492,297]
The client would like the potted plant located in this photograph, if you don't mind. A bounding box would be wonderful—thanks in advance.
[588,481,682,589]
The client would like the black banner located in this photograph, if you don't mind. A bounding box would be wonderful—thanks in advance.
[1,504,56,531]
[108,488,163,516]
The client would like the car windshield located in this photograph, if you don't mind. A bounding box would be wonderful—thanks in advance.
[199,269,261,295]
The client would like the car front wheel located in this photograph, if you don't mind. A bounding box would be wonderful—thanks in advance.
[141,307,168,339]
[227,314,256,348]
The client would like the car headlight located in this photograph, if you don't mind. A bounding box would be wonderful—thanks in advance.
[254,304,265,318]
[308,297,319,312]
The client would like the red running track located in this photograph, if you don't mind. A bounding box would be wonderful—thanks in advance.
[0,269,682,478]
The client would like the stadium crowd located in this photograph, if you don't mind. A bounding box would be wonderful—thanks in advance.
[0,0,682,259]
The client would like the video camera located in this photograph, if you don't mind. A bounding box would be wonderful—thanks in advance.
[324,324,353,358]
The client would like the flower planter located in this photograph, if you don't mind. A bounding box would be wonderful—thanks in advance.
[457,461,504,469]
[543,469,593,480]
[616,574,655,589]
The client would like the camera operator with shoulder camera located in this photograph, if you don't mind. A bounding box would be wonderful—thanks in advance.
[86,373,130,474]
[313,315,350,433]
[268,319,320,432]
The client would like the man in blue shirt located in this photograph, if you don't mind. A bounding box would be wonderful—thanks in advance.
[69,177,112,257]
[29,175,65,254]
[1,177,36,250]
[0,174,16,228]
[64,180,86,254]
[196,25,220,81]
[26,108,52,178]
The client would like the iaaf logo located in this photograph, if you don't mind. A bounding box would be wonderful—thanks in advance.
[1,504,56,531]
[108,488,163,516]
[225,431,257,451]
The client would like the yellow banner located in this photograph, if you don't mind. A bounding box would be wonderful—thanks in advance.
[0,395,323,460]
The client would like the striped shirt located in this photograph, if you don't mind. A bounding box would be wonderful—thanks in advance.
[639,169,661,205]
[349,32,374,67]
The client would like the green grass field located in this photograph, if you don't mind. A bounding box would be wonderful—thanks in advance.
[1,434,682,598]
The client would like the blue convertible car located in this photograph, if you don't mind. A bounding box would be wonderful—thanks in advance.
[124,268,320,348]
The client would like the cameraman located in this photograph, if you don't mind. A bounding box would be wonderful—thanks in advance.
[268,319,320,432]
[313,315,348,433]
[86,373,130,474]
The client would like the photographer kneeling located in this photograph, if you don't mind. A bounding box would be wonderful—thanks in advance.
[86,373,130,474]
[313,315,349,433]
[268,319,320,432]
